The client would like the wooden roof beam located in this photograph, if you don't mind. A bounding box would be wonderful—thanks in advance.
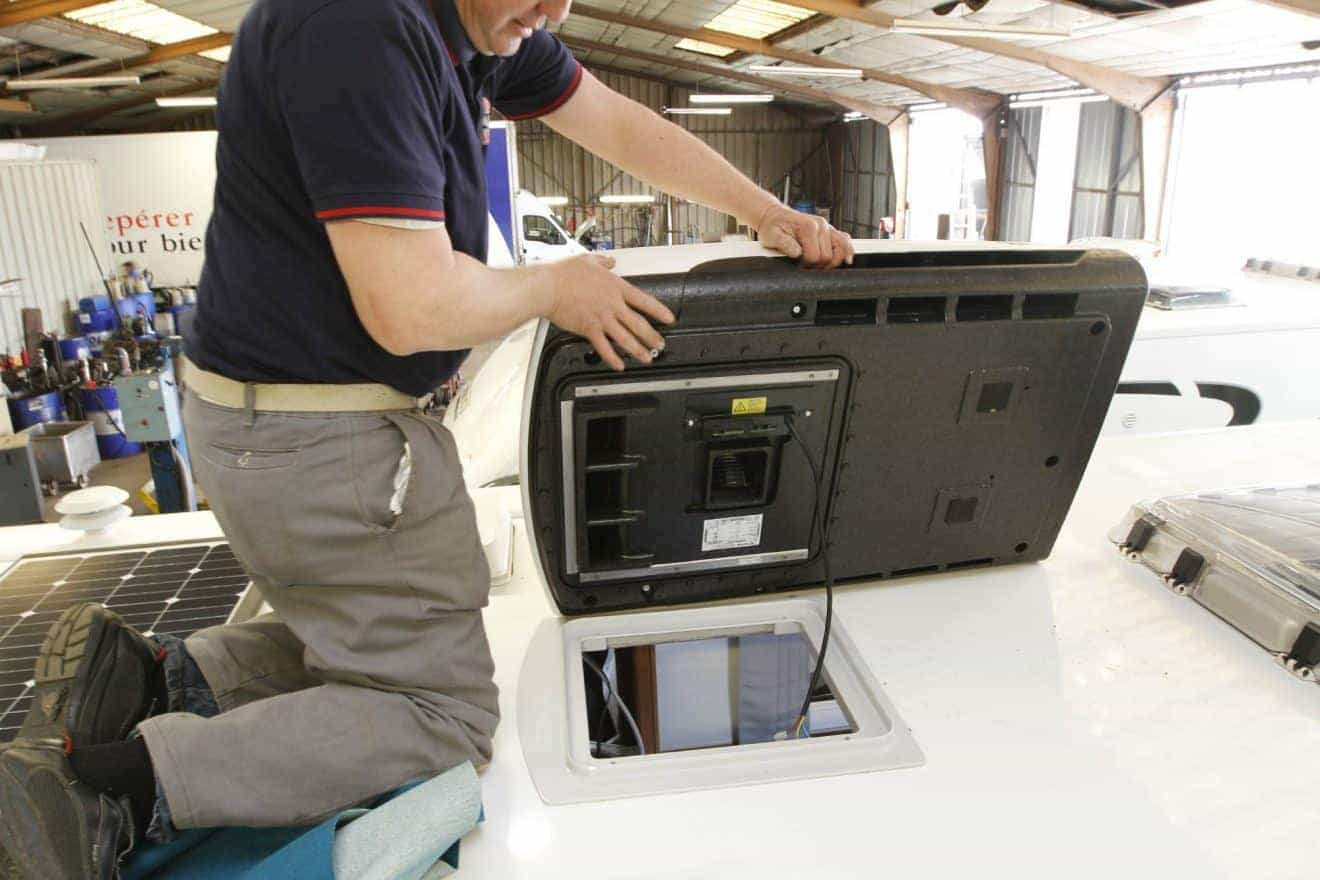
[570,3,1001,118]
[0,0,107,29]
[576,60,828,117]
[1253,0,1320,18]
[23,80,217,135]
[0,97,37,113]
[69,32,231,78]
[561,35,905,125]
[771,0,1172,111]
[5,33,231,91]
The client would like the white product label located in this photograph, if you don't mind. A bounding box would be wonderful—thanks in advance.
[702,514,764,552]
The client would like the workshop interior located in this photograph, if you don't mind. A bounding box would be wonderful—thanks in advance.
[1,1,1318,878]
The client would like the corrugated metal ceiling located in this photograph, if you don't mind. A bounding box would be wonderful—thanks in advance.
[1,0,1318,132]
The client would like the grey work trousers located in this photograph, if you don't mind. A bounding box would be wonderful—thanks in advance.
[136,391,499,830]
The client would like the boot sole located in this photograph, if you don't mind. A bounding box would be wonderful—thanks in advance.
[29,605,125,741]
[37,603,120,683]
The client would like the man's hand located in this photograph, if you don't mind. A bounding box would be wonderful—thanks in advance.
[545,254,676,372]
[754,204,855,270]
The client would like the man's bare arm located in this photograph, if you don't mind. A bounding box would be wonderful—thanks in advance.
[324,219,673,372]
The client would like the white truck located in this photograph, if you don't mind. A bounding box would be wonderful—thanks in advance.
[515,190,586,264]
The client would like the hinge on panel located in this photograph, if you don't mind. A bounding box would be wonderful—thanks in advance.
[1118,514,1160,557]
[1161,548,1205,596]
[1275,624,1320,683]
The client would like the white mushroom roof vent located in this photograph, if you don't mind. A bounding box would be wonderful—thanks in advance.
[55,486,132,534]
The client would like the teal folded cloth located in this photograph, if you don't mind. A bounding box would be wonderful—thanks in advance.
[123,762,482,880]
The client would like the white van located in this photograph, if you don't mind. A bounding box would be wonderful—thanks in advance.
[515,190,586,264]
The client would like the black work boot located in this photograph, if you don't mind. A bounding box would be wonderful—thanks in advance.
[19,603,166,746]
[0,744,134,880]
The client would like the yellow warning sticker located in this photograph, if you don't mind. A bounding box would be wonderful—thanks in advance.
[731,397,767,416]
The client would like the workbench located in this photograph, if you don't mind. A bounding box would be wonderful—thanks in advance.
[2,421,1317,879]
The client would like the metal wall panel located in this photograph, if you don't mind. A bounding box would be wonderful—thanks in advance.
[0,160,111,355]
[1069,101,1143,240]
[999,106,1041,242]
[514,68,831,245]
[835,120,895,238]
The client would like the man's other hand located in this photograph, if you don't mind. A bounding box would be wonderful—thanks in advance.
[546,254,676,372]
[754,204,855,270]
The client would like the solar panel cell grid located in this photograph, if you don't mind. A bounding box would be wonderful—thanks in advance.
[0,543,249,744]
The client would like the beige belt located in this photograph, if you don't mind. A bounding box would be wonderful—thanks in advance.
[179,356,428,413]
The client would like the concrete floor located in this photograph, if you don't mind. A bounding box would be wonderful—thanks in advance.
[40,450,156,523]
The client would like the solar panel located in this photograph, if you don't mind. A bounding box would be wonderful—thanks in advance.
[0,542,249,744]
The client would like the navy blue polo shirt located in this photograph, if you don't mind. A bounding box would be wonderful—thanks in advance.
[185,0,582,395]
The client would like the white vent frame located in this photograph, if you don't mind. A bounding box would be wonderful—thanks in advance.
[516,597,924,804]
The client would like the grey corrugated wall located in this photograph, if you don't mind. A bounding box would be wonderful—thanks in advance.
[1070,101,1143,240]
[999,106,1041,242]
[833,120,896,238]
[513,68,833,245]
[0,160,110,354]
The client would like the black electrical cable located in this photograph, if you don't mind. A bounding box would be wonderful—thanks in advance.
[785,413,834,738]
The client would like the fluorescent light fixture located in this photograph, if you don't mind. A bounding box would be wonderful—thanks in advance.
[674,38,736,58]
[748,64,862,79]
[5,75,141,90]
[1009,88,1106,109]
[906,101,949,114]
[155,96,217,108]
[1183,61,1320,87]
[663,106,733,115]
[690,93,774,104]
[842,110,866,122]
[200,46,231,63]
[599,194,655,204]
[539,196,569,207]
[66,0,218,45]
[890,18,1071,39]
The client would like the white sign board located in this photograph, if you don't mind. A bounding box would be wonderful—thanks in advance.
[30,132,217,286]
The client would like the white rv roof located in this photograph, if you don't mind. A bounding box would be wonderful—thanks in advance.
[4,422,1317,877]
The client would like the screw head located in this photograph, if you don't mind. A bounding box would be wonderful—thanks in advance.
[791,303,805,317]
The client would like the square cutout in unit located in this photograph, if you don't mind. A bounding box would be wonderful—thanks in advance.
[930,483,993,533]
[705,445,773,510]
[959,367,1030,424]
[976,382,1014,414]
[944,496,979,524]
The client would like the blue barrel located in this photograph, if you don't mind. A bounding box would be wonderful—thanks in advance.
[7,391,66,431]
[80,385,143,459]
[87,331,113,357]
[77,295,118,333]
[57,336,92,363]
